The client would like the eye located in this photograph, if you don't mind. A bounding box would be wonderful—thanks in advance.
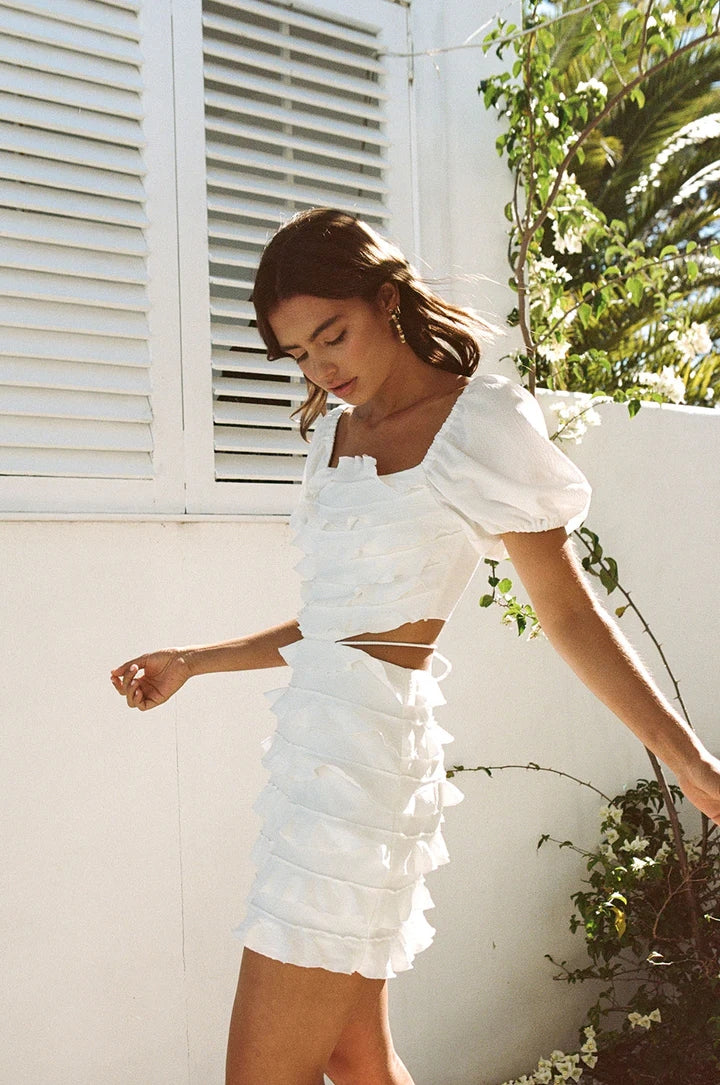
[326,330,346,347]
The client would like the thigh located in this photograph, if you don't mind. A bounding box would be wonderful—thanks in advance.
[326,981,400,1082]
[225,947,385,1085]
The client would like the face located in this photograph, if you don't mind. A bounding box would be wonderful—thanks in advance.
[268,290,398,403]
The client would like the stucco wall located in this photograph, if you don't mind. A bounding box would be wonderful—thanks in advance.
[2,397,718,1085]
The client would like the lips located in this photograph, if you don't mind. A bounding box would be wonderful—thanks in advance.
[330,377,356,396]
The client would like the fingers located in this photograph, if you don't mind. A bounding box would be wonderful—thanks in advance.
[109,658,147,708]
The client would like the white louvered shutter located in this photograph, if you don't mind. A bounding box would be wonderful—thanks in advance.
[176,0,414,514]
[0,0,185,513]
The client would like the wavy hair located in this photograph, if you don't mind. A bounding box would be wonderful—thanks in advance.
[251,207,498,439]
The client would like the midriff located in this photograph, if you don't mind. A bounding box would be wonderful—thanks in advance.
[335,618,446,671]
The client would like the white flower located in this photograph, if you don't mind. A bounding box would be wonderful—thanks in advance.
[535,1066,552,1084]
[660,9,676,25]
[544,110,560,128]
[628,1009,661,1030]
[549,395,603,444]
[582,1053,598,1068]
[621,835,650,854]
[552,223,584,254]
[576,78,608,99]
[676,321,713,360]
[636,367,686,404]
[631,855,654,877]
[539,338,572,366]
[654,840,672,862]
[600,804,623,825]
[599,842,616,860]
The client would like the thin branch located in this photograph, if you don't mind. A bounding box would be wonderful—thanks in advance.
[378,0,610,59]
[526,29,720,249]
[572,530,693,725]
[448,761,613,800]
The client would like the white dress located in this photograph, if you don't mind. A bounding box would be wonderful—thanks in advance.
[232,374,592,978]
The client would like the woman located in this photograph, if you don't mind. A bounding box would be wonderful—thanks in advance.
[111,208,720,1085]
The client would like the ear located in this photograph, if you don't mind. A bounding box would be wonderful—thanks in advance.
[375,280,399,313]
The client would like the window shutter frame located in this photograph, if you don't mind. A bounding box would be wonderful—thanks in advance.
[175,0,415,515]
[0,0,186,514]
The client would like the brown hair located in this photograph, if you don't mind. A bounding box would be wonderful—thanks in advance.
[251,207,497,439]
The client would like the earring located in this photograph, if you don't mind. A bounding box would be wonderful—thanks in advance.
[389,306,406,343]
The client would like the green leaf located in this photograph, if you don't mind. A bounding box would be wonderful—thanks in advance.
[627,399,641,418]
[687,260,699,282]
[479,594,495,608]
[630,85,646,109]
[498,578,513,593]
[615,604,628,618]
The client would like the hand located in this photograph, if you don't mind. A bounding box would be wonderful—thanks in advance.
[110,649,192,711]
[675,754,720,826]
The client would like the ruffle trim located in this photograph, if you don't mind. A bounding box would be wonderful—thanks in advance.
[233,899,436,979]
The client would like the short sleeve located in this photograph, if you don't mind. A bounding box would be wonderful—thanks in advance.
[424,374,592,558]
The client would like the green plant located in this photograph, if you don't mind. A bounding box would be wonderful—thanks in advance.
[479,0,720,402]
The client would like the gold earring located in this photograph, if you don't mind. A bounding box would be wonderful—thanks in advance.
[389,307,406,343]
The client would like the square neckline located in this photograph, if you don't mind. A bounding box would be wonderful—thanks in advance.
[322,377,475,480]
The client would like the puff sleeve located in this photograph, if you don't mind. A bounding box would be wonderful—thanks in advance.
[424,373,592,560]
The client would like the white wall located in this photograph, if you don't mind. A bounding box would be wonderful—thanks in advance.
[2,398,718,1085]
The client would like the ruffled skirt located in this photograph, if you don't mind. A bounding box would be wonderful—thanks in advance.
[232,638,463,979]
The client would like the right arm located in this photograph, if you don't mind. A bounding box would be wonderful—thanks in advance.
[110,619,302,712]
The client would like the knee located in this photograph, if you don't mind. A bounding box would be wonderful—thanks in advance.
[325,1048,406,1085]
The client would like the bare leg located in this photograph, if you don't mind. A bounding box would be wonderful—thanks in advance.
[326,982,414,1085]
[226,948,407,1085]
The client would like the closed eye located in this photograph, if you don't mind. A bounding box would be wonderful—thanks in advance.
[291,329,346,366]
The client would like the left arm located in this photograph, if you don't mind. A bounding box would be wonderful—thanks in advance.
[502,527,720,825]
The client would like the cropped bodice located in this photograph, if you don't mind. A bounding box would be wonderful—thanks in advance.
[289,373,592,643]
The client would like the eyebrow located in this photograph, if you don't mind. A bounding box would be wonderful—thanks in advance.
[279,315,341,351]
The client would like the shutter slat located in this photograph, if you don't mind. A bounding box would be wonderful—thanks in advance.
[0,208,147,256]
[0,357,151,395]
[0,35,143,92]
[215,451,305,482]
[4,0,139,39]
[208,272,255,290]
[0,386,152,423]
[0,153,146,202]
[203,62,383,123]
[209,297,255,321]
[0,60,141,118]
[211,323,265,350]
[2,447,152,479]
[207,217,276,245]
[208,0,379,50]
[203,39,385,101]
[214,400,301,427]
[1,415,152,452]
[0,7,142,64]
[204,90,388,148]
[0,120,145,174]
[214,425,305,454]
[206,123,384,170]
[0,180,148,228]
[206,145,385,194]
[211,350,297,379]
[0,298,148,339]
[207,175,385,217]
[214,376,306,401]
[0,237,147,285]
[0,327,150,367]
[0,269,148,311]
[0,91,144,147]
[203,12,382,75]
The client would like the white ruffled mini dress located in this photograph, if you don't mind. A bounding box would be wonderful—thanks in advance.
[232,373,592,978]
